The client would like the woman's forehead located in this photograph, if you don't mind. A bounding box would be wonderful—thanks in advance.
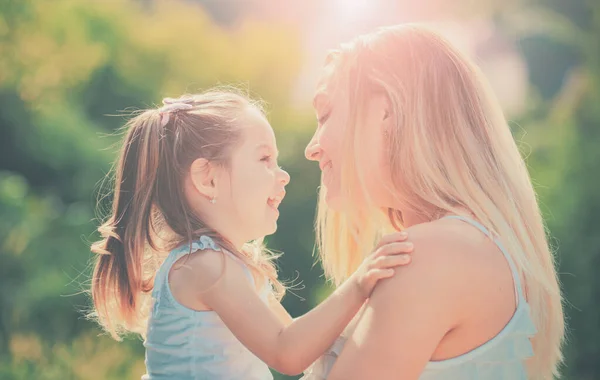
[313,75,340,109]
[313,58,342,100]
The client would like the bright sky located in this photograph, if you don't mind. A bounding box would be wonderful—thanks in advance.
[251,0,528,115]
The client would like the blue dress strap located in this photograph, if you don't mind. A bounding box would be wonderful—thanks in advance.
[441,215,525,304]
[221,249,256,287]
[166,235,255,287]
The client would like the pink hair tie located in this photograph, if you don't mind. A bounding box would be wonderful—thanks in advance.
[162,97,195,105]
[158,101,193,127]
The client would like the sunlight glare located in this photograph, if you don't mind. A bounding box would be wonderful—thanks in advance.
[334,0,373,22]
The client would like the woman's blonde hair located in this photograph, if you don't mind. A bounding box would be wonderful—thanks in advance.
[90,89,284,340]
[315,24,564,379]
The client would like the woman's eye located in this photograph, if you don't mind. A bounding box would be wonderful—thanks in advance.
[261,155,271,162]
[318,111,331,125]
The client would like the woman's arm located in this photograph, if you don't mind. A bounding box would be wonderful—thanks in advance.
[181,234,412,376]
[327,225,474,380]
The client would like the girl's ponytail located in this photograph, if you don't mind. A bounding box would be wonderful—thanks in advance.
[91,110,163,339]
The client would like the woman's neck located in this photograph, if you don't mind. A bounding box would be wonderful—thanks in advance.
[400,211,431,228]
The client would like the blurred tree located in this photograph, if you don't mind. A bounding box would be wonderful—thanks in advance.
[495,1,600,378]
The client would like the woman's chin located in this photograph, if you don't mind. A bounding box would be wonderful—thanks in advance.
[324,190,345,212]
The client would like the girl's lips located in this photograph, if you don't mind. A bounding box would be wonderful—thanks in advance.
[267,198,281,209]
[267,191,285,209]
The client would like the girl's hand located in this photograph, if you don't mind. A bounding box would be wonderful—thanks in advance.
[351,231,413,299]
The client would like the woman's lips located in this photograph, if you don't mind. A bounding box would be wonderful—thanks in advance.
[319,160,332,171]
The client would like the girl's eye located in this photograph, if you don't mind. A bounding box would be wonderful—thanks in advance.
[261,155,271,162]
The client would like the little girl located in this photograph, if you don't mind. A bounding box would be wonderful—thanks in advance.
[90,90,413,379]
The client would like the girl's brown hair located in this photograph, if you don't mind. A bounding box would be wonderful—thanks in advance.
[90,90,284,339]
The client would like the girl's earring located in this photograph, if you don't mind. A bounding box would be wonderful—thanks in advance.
[210,197,217,204]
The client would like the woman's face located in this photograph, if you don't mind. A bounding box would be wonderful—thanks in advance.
[305,78,395,211]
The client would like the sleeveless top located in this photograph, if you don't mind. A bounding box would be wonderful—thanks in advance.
[301,215,537,380]
[143,236,273,380]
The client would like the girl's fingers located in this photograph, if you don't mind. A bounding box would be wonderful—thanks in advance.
[375,231,409,250]
[372,254,411,269]
[373,242,414,258]
[368,268,395,282]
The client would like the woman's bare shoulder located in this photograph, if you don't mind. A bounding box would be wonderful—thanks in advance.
[371,218,508,318]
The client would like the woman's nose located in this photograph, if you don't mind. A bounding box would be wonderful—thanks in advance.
[305,133,321,161]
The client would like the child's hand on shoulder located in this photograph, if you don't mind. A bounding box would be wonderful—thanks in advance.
[351,231,413,299]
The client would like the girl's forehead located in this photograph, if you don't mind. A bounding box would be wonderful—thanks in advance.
[239,111,276,144]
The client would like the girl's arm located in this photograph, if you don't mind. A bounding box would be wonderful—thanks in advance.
[268,293,293,326]
[180,233,412,376]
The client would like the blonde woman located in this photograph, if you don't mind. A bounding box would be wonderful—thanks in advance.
[303,24,564,380]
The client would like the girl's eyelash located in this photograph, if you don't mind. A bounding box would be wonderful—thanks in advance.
[261,155,271,162]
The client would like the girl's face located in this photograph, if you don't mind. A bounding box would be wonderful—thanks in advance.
[214,107,290,243]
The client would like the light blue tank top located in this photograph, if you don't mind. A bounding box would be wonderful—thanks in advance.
[302,215,537,380]
[143,235,273,380]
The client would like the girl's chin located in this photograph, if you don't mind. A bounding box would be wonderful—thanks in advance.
[263,221,278,236]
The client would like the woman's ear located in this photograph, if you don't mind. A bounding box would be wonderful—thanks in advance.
[383,109,390,120]
[380,97,393,136]
[382,96,391,121]
[189,158,218,200]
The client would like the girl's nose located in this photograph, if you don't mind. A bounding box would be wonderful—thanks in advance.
[279,167,290,186]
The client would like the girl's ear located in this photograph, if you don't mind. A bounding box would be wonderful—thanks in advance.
[189,158,218,200]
